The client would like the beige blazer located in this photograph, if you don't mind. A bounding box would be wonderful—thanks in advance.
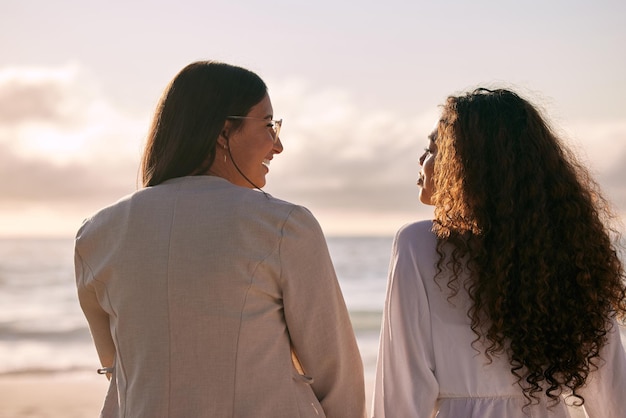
[75,176,366,418]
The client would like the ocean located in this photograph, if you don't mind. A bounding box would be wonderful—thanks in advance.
[2,235,624,386]
[0,236,392,380]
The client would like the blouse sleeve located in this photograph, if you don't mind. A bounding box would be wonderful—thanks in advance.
[372,227,439,418]
[279,206,367,418]
[75,243,116,372]
[579,318,626,417]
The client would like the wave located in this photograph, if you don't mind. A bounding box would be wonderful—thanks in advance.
[350,310,382,332]
[0,365,94,377]
[0,324,91,343]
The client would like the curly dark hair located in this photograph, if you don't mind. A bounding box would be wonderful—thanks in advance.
[430,88,626,407]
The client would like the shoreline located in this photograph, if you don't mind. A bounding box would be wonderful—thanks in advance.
[0,373,109,418]
[0,372,589,418]
[0,373,375,418]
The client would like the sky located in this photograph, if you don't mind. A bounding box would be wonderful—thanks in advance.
[1,0,625,237]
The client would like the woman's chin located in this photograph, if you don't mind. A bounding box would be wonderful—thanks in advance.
[255,175,267,188]
[418,190,433,206]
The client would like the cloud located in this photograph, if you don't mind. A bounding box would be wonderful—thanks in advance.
[266,78,439,214]
[0,68,624,237]
[0,65,143,213]
[0,141,136,207]
[564,120,626,172]
[0,66,84,126]
[599,148,626,218]
[563,120,626,216]
[0,64,147,163]
[265,81,626,232]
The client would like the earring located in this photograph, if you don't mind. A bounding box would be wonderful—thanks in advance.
[223,145,228,162]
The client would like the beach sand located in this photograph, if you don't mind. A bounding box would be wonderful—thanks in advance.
[0,374,109,418]
[0,374,375,418]
[0,374,587,417]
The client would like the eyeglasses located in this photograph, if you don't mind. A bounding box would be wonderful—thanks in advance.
[226,116,283,143]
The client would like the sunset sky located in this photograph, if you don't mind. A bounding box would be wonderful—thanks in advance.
[1,0,625,237]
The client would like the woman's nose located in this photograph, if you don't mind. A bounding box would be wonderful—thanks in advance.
[273,137,284,153]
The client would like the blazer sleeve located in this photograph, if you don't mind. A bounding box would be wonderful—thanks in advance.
[579,318,626,417]
[371,228,439,418]
[75,243,116,372]
[279,205,367,418]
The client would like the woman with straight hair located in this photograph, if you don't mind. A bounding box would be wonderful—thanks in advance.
[75,61,366,418]
[372,88,626,417]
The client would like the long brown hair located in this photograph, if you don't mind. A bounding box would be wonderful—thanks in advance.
[140,61,267,187]
[432,88,626,406]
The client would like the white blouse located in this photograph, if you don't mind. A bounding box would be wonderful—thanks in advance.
[372,220,626,418]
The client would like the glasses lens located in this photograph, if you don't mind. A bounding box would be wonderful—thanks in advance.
[274,120,282,142]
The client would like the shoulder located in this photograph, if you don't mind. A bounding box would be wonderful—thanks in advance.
[76,192,135,238]
[239,189,320,227]
[212,184,324,239]
[390,220,438,267]
[395,220,436,246]
[269,198,322,235]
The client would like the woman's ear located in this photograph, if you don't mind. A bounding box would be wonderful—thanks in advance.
[217,134,228,148]
[217,120,231,147]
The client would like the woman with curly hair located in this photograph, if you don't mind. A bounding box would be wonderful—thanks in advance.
[372,88,626,417]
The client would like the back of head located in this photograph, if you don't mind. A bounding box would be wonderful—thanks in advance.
[432,88,626,406]
[141,61,267,187]
[434,88,567,235]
